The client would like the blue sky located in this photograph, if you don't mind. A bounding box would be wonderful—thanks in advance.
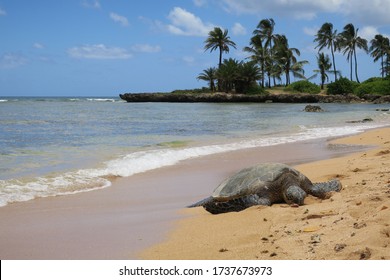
[1,0,389,96]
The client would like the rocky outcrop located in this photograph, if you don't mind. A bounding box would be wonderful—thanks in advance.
[373,95,390,104]
[346,118,374,123]
[304,105,324,112]
[119,92,389,103]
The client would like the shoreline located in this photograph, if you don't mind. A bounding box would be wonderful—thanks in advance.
[0,128,386,259]
[0,128,387,259]
[140,127,390,260]
[119,92,390,104]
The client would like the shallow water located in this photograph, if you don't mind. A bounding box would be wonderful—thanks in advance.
[0,96,389,206]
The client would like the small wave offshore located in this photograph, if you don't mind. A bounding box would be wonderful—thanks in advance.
[0,121,386,207]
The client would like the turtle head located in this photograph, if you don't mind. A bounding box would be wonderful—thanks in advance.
[283,185,307,205]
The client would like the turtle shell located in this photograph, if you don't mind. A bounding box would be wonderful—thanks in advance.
[212,163,299,200]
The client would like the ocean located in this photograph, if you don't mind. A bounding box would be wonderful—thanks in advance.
[0,96,389,207]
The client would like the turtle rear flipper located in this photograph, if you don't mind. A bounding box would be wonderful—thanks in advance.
[310,179,342,198]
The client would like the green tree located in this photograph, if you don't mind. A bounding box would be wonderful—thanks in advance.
[216,58,240,93]
[253,18,277,86]
[311,53,340,89]
[369,34,390,77]
[338,23,368,83]
[204,27,237,68]
[314,22,339,81]
[197,67,217,92]
[243,35,267,87]
[274,35,308,86]
[235,61,262,93]
[215,59,261,93]
[385,56,390,77]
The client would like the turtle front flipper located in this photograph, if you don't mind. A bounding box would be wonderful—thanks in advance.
[187,196,214,208]
[202,194,271,214]
[310,179,342,199]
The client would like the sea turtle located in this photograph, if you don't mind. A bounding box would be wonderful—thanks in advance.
[188,163,341,214]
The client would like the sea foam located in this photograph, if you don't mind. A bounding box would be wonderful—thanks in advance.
[0,122,386,207]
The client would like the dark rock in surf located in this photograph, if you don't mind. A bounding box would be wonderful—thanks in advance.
[304,105,324,112]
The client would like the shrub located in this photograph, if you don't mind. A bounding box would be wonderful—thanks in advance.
[245,84,267,95]
[354,77,390,96]
[285,80,321,94]
[326,77,359,95]
[171,87,211,94]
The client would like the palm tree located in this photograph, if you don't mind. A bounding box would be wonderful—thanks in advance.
[338,23,368,83]
[197,67,217,92]
[369,34,390,77]
[314,22,339,82]
[216,58,240,93]
[254,18,277,86]
[243,35,266,87]
[254,19,275,45]
[311,53,340,89]
[385,56,390,77]
[235,61,262,93]
[204,27,237,68]
[274,35,308,86]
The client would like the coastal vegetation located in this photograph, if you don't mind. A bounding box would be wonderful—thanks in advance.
[326,77,359,95]
[196,19,390,96]
[285,80,321,95]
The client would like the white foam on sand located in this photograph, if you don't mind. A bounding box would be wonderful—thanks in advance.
[0,122,386,207]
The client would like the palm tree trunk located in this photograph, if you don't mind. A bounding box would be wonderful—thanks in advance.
[218,48,223,91]
[350,57,353,81]
[331,43,337,81]
[354,50,360,83]
[321,73,325,90]
[218,48,223,68]
[381,55,384,78]
[285,69,290,86]
[260,62,265,88]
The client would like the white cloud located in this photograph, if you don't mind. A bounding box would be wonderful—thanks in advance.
[182,56,196,66]
[221,0,340,19]
[303,26,319,36]
[131,44,161,53]
[109,12,129,27]
[166,7,214,36]
[0,7,6,16]
[0,53,28,68]
[359,26,379,42]
[82,0,100,9]
[221,0,390,24]
[67,44,132,59]
[341,1,390,25]
[193,0,207,7]
[33,43,44,49]
[232,23,247,35]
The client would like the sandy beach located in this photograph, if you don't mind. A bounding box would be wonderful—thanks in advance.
[141,127,390,260]
[0,127,389,260]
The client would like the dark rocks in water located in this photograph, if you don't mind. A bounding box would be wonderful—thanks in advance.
[346,118,374,123]
[376,108,389,111]
[304,105,324,112]
[119,92,390,104]
[316,94,362,103]
[373,96,390,104]
[119,92,315,103]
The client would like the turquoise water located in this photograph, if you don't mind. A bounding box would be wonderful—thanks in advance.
[0,96,389,206]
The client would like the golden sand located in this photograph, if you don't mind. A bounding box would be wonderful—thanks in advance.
[141,128,390,260]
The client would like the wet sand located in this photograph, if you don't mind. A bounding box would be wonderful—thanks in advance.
[141,127,390,260]
[0,130,385,259]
